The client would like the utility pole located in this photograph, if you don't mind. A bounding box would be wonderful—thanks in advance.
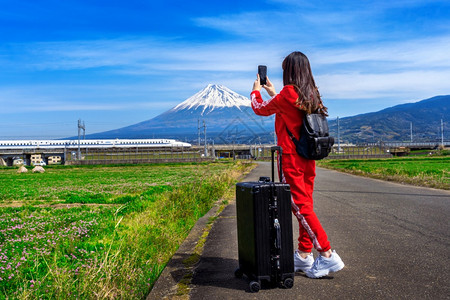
[441,119,444,147]
[203,120,207,157]
[77,119,85,160]
[337,116,341,153]
[410,122,413,143]
[197,119,201,146]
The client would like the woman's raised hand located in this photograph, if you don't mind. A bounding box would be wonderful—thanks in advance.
[252,74,262,92]
[263,77,276,97]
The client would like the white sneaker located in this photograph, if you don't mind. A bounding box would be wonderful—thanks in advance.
[305,250,345,278]
[294,250,314,272]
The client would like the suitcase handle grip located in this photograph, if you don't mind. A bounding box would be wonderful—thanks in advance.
[271,146,282,183]
[274,218,281,250]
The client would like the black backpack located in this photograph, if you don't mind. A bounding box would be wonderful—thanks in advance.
[286,113,334,160]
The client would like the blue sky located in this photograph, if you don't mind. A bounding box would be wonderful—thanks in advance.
[0,0,449,139]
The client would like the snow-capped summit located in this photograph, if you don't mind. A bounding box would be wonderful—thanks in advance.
[172,84,250,115]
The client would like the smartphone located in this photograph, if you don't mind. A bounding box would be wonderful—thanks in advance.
[258,65,267,85]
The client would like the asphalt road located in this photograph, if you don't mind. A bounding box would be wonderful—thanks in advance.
[189,162,450,299]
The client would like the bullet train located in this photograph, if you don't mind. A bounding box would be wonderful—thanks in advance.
[0,139,192,150]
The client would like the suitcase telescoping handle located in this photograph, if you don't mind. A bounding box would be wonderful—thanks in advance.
[270,146,282,183]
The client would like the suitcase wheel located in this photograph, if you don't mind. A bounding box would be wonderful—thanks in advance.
[249,280,261,293]
[283,277,294,289]
[234,268,243,279]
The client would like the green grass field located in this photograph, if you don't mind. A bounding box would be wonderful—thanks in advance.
[0,161,254,299]
[0,163,226,202]
[317,156,449,190]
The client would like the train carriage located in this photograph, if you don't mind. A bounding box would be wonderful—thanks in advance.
[0,139,191,150]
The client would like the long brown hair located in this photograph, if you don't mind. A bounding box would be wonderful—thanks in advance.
[282,51,328,116]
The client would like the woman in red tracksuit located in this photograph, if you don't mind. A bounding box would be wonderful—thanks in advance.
[251,51,344,279]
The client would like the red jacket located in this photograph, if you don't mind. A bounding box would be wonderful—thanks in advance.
[251,85,304,154]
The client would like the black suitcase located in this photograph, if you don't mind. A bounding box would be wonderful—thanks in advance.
[235,146,294,292]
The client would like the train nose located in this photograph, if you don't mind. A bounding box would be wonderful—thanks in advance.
[173,142,191,147]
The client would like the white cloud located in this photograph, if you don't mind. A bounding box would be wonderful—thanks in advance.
[0,83,177,113]
[2,38,286,74]
[193,12,278,38]
[0,3,449,116]
[0,99,172,113]
[1,34,449,110]
[317,70,450,100]
[311,36,450,69]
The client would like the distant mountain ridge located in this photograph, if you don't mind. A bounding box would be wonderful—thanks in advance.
[86,85,448,144]
[328,95,449,143]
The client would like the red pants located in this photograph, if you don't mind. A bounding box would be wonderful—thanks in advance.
[279,153,331,253]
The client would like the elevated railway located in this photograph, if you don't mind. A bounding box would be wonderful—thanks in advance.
[0,139,191,166]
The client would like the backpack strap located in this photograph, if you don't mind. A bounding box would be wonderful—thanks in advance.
[286,127,299,146]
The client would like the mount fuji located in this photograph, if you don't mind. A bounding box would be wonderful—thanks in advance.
[86,84,275,143]
[172,84,251,113]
